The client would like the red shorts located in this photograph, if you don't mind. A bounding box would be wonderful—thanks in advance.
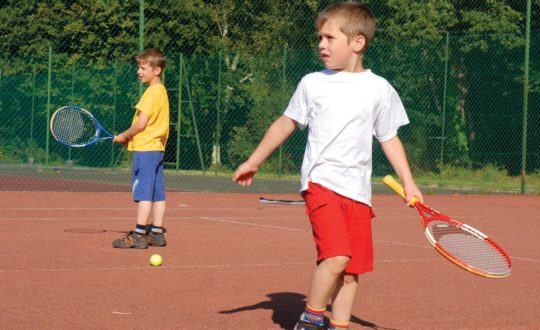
[303,182,374,274]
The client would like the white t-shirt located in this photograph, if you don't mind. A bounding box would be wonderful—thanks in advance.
[284,69,409,206]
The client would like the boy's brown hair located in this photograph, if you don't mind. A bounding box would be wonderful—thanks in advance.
[316,2,375,52]
[135,48,166,72]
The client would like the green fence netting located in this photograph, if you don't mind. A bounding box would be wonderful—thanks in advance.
[0,0,538,194]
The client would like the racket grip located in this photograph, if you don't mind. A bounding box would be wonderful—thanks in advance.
[382,175,418,207]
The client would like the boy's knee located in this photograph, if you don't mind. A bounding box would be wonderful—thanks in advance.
[324,255,350,274]
[341,273,358,285]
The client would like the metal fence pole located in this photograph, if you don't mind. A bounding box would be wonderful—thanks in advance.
[278,44,287,177]
[45,44,52,168]
[31,69,36,143]
[138,0,144,96]
[521,0,531,194]
[441,32,449,169]
[139,0,144,52]
[111,59,118,168]
[182,58,205,174]
[176,53,183,171]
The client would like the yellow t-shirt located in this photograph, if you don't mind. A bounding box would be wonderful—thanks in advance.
[128,84,170,151]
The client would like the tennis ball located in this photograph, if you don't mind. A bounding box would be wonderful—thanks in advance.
[149,254,163,267]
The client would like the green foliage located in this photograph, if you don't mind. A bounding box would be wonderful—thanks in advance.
[0,0,538,193]
[0,138,58,164]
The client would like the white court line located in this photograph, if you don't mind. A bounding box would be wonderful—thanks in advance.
[511,257,540,263]
[0,207,269,211]
[3,214,537,265]
[1,216,302,221]
[0,259,443,274]
[197,217,539,263]
[0,217,136,221]
[0,262,312,274]
[201,217,432,249]
[201,216,310,233]
[374,239,432,249]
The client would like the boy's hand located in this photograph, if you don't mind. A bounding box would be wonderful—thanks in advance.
[403,180,423,204]
[114,134,129,145]
[232,161,259,186]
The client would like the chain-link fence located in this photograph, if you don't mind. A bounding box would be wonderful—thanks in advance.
[0,0,538,194]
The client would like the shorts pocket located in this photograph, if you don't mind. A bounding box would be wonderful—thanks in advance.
[305,193,329,216]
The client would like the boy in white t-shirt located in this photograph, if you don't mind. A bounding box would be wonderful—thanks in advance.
[233,2,423,329]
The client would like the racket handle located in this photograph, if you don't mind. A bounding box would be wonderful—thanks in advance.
[382,175,418,207]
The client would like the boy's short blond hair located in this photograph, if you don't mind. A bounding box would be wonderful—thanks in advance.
[316,2,375,52]
[135,48,166,71]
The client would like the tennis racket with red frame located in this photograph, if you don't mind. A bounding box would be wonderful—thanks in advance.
[383,175,512,278]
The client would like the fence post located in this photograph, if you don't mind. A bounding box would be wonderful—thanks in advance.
[182,58,205,174]
[138,0,144,96]
[45,44,52,168]
[68,63,75,163]
[31,69,36,143]
[213,53,222,175]
[111,59,118,169]
[440,31,449,169]
[278,44,288,177]
[176,53,183,171]
[521,0,531,194]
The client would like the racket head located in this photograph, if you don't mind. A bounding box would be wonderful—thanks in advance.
[50,105,112,147]
[258,197,305,205]
[415,203,512,278]
[383,175,511,278]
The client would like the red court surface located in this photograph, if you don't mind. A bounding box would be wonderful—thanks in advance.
[1,192,539,329]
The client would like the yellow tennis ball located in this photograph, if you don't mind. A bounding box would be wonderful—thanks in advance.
[149,254,163,267]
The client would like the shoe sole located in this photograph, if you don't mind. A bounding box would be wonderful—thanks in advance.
[112,243,149,249]
[148,242,167,247]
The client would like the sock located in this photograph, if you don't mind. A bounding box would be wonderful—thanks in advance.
[329,319,349,330]
[134,224,147,235]
[299,304,325,326]
[151,225,164,233]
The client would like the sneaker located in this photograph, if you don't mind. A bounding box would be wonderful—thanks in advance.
[112,231,148,249]
[294,321,326,330]
[147,231,167,247]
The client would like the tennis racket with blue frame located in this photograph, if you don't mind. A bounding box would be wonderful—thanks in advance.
[50,105,114,147]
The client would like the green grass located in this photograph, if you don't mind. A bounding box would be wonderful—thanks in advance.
[164,164,540,194]
[393,165,540,194]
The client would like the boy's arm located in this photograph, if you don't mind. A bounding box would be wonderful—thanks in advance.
[233,115,297,186]
[380,136,423,203]
[114,110,149,145]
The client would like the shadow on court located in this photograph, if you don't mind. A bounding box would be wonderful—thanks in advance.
[219,292,395,330]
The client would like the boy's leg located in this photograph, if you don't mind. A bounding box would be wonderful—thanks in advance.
[147,153,167,247]
[147,200,167,247]
[296,256,349,329]
[112,201,152,249]
[137,201,153,226]
[329,273,359,327]
[306,256,350,309]
[297,182,353,328]
[328,200,373,329]
[150,200,166,227]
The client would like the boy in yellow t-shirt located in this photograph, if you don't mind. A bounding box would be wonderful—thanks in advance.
[112,48,170,249]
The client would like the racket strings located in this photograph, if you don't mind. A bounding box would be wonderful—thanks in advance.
[427,220,511,276]
[51,107,99,146]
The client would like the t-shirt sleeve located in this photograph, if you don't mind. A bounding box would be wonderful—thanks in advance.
[373,82,409,142]
[283,78,309,130]
[135,87,157,117]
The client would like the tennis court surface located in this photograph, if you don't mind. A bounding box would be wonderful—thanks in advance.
[1,191,538,329]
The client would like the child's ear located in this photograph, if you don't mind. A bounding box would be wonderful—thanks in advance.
[153,66,163,76]
[353,35,367,53]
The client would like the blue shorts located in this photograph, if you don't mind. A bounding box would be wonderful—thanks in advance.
[132,151,165,202]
